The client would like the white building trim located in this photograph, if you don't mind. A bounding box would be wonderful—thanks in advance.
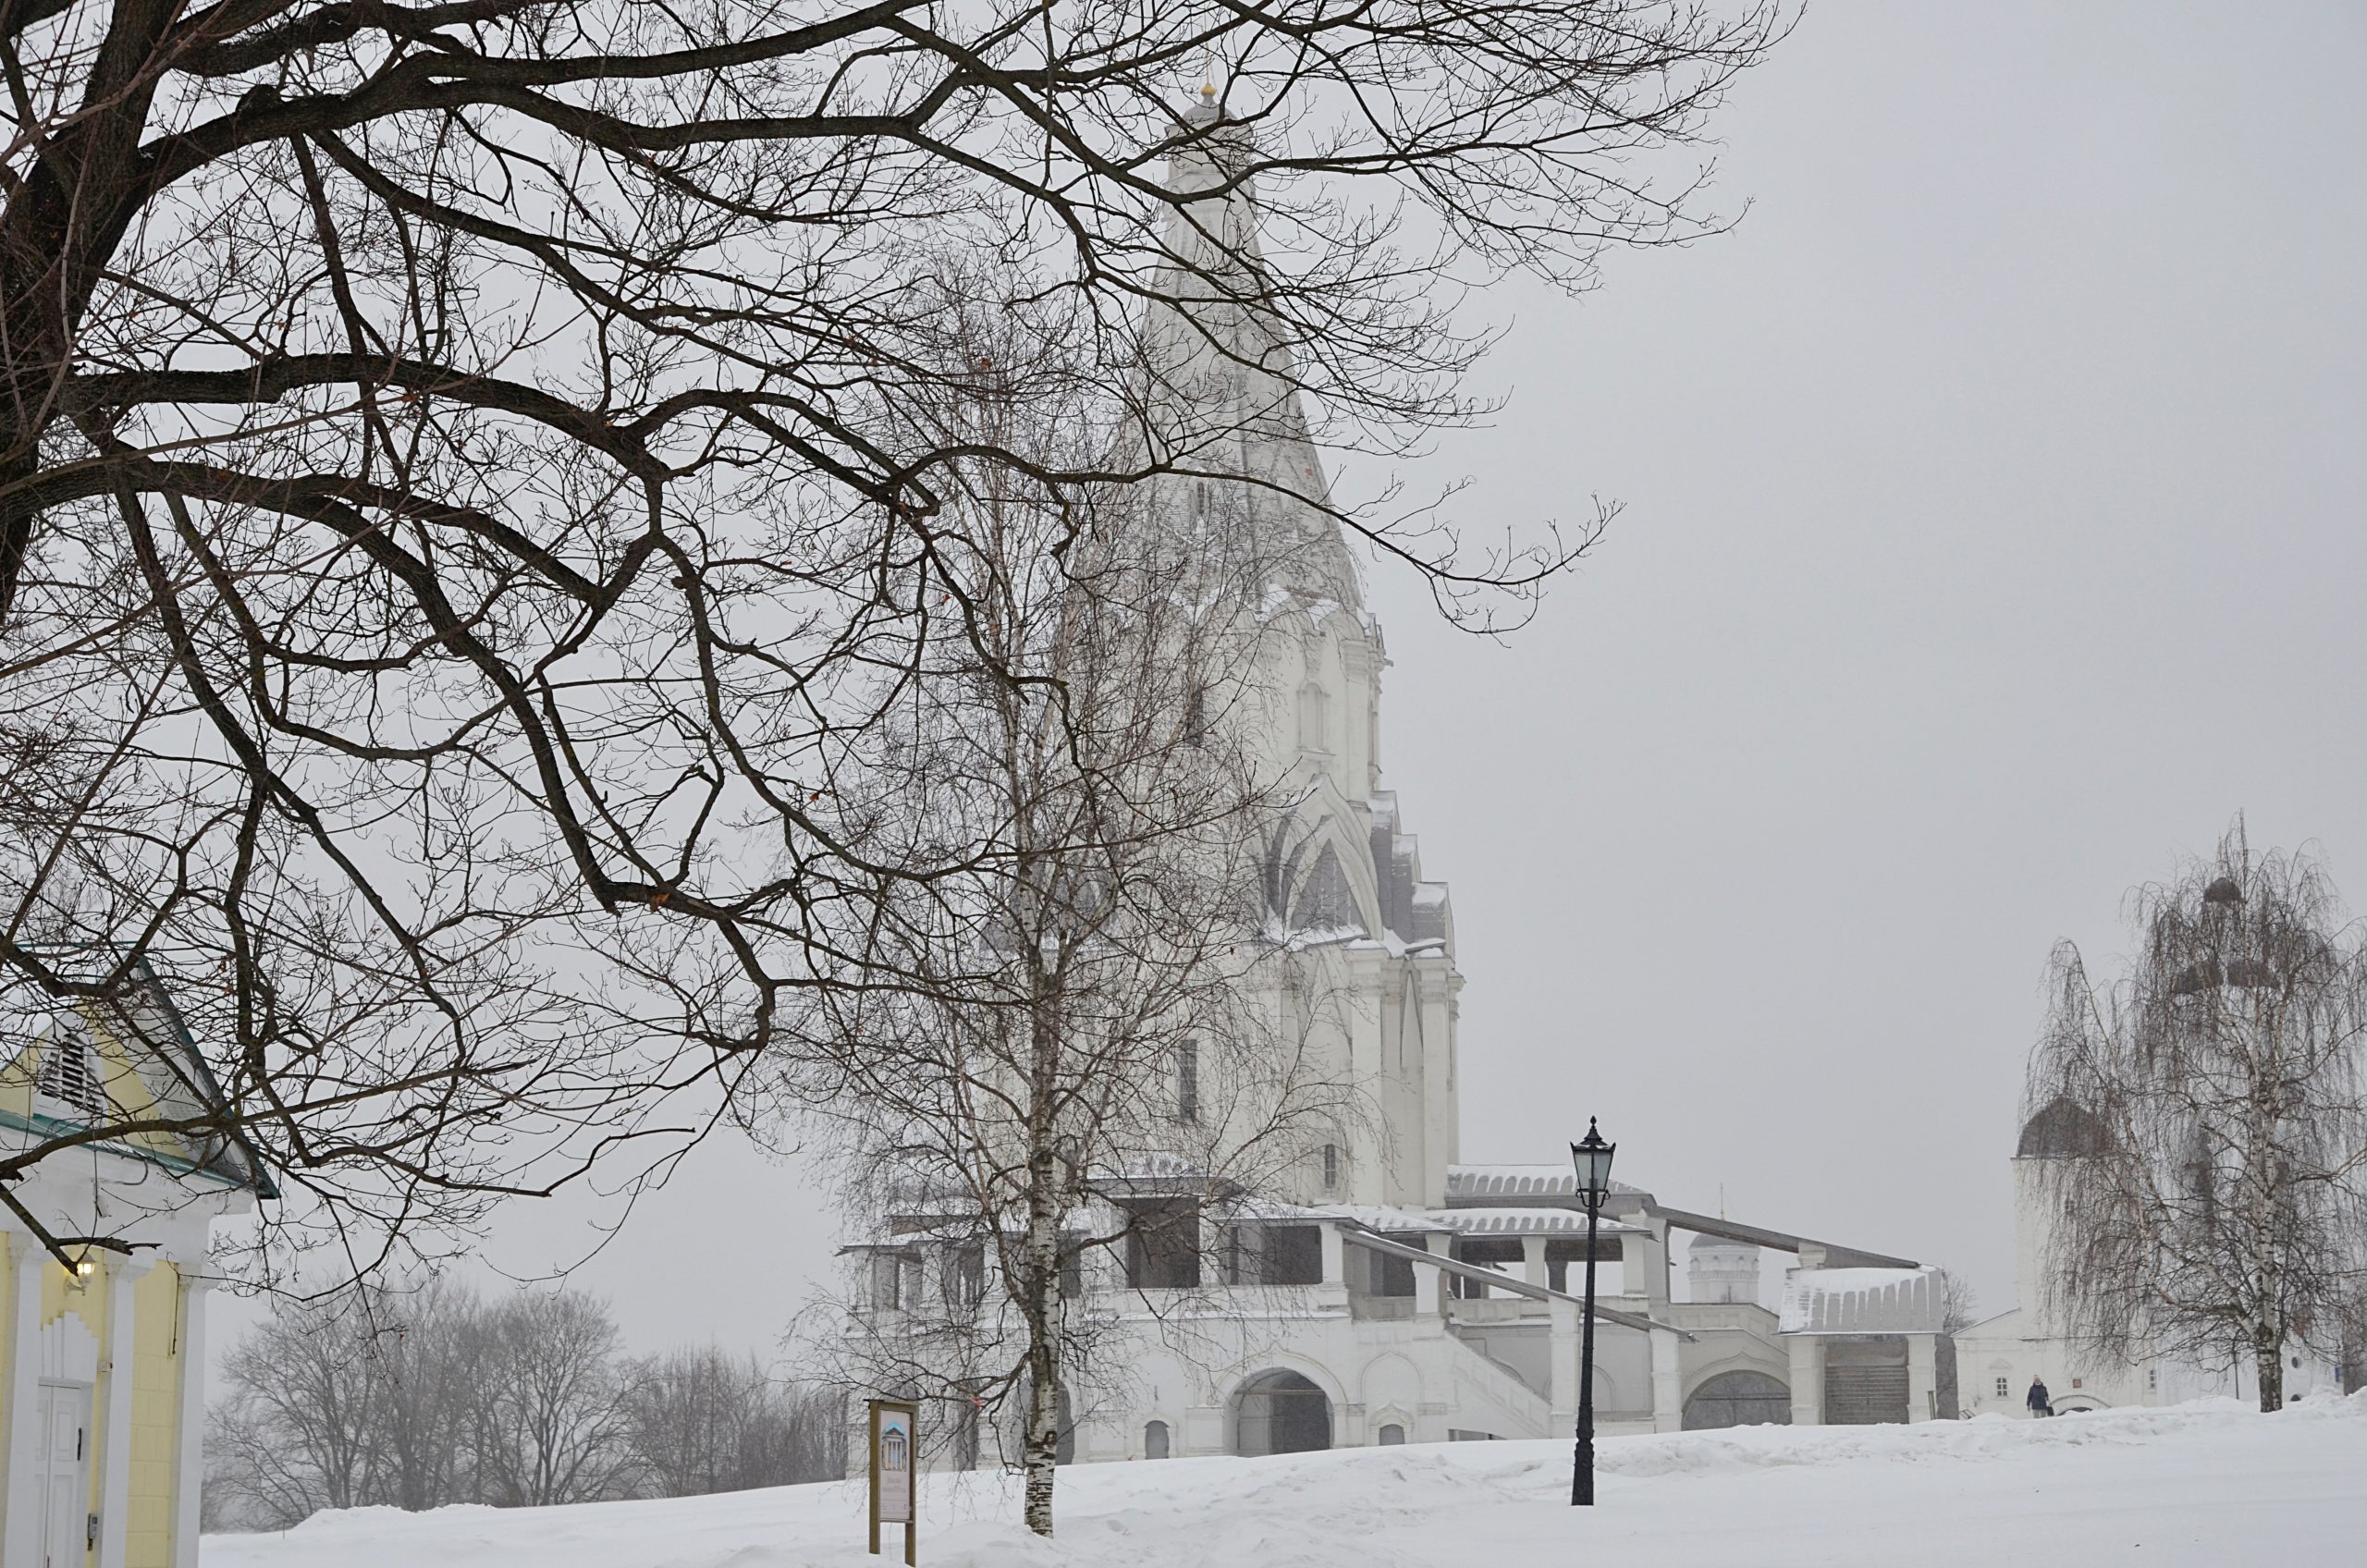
[99,1256,153,1568]
[2,1236,49,1568]
[170,1273,210,1568]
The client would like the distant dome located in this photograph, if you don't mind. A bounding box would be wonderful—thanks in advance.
[1686,1231,1760,1305]
[1689,1231,1755,1257]
[2203,876,2244,905]
[2017,1096,2108,1158]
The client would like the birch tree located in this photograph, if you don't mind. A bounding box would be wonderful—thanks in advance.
[2029,823,2367,1411]
[760,283,1356,1535]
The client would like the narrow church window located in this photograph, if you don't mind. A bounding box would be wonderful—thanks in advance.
[1297,681,1328,752]
[945,1245,986,1308]
[1177,1040,1199,1123]
[1993,1377,2009,1399]
[870,1252,903,1312]
[1322,1144,1340,1191]
[1195,480,1210,519]
[1184,685,1207,748]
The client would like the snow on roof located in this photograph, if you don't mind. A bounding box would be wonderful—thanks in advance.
[1425,1207,1650,1236]
[1445,1165,1648,1203]
[1298,1202,1450,1233]
[1779,1268,1944,1335]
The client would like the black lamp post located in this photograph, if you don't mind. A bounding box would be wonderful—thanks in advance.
[1569,1117,1616,1507]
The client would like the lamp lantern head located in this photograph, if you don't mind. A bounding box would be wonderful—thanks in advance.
[1570,1118,1616,1209]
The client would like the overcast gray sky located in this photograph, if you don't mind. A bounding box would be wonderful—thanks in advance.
[316,0,2367,1360]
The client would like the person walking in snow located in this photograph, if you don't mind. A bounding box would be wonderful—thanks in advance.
[2027,1377,2054,1418]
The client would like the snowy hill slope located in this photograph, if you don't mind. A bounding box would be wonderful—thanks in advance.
[206,1395,2367,1568]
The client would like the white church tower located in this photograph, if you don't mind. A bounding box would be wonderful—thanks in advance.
[1143,91,1463,1212]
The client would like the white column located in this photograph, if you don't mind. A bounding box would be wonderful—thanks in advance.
[1416,1234,1449,1317]
[1638,1219,1674,1309]
[1520,1235,1549,1290]
[3,1236,49,1568]
[98,1256,153,1568]
[1787,1335,1823,1427]
[1650,1326,1684,1433]
[1317,1222,1345,1287]
[1907,1333,1938,1423]
[1547,1298,1579,1422]
[169,1272,211,1568]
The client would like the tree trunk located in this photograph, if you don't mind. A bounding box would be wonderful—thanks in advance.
[1022,1322,1061,1535]
[2254,1320,2284,1413]
[1022,996,1065,1536]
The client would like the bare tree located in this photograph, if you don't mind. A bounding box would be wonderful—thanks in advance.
[2028,821,2367,1412]
[211,1290,388,1525]
[475,1290,637,1506]
[209,1277,483,1526]
[363,1280,493,1511]
[0,0,1782,1283]
[1933,1268,1978,1336]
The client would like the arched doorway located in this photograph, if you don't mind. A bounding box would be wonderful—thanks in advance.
[1144,1420,1171,1459]
[1233,1370,1332,1455]
[1682,1370,1793,1430]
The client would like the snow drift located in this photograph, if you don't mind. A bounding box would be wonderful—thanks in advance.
[207,1393,2367,1568]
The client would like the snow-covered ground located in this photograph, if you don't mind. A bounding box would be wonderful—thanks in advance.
[207,1394,2367,1568]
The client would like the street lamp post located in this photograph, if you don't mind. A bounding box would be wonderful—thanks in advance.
[1569,1117,1616,1507]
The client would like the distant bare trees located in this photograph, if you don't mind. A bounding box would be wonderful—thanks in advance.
[208,1286,842,1530]
[623,1347,843,1501]
[2028,823,2367,1411]
[0,0,1783,1284]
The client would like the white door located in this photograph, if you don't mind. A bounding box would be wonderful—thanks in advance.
[33,1381,90,1568]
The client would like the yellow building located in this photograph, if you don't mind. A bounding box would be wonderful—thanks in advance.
[1,966,269,1568]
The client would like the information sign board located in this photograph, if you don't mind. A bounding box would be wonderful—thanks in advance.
[867,1399,919,1564]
